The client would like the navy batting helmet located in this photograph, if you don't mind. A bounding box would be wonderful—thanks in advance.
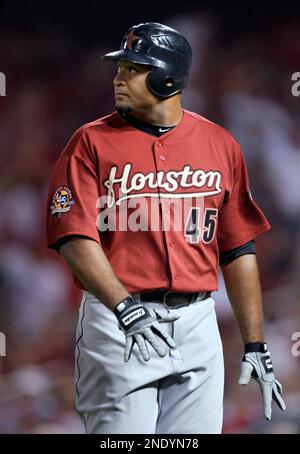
[102,22,192,98]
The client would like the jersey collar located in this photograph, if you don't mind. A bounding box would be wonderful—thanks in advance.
[115,109,189,141]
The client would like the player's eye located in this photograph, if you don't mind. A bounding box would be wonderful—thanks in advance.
[129,66,138,74]
[116,64,137,74]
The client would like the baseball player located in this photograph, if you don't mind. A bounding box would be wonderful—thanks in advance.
[46,22,286,434]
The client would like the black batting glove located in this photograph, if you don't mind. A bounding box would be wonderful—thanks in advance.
[114,296,179,362]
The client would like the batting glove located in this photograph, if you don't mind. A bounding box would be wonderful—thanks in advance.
[239,342,286,420]
[114,296,179,362]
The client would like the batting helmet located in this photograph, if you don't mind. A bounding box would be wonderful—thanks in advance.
[102,22,192,98]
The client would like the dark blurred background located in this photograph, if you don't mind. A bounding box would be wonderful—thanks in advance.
[0,1,299,434]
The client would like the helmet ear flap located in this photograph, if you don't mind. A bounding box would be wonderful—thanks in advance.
[147,68,181,99]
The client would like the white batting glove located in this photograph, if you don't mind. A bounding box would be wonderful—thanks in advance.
[239,342,286,420]
[114,296,179,362]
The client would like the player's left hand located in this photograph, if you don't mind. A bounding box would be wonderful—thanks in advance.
[238,342,286,420]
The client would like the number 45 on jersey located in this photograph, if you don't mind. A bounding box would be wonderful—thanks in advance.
[185,208,218,244]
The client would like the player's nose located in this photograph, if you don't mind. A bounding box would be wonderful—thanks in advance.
[113,69,128,86]
[113,76,124,87]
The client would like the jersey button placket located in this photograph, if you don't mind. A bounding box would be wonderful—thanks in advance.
[156,142,166,161]
[154,140,180,286]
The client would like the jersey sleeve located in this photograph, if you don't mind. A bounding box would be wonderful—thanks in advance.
[46,128,101,250]
[217,144,271,253]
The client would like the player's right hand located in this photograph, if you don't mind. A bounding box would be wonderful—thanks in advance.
[113,296,179,362]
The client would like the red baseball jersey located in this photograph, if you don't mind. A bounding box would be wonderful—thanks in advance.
[47,109,271,293]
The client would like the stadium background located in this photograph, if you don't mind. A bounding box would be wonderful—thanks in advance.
[0,1,299,433]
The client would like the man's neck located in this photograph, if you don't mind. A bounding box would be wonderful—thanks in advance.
[128,95,183,126]
[131,109,183,127]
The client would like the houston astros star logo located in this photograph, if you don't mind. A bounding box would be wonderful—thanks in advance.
[123,30,139,50]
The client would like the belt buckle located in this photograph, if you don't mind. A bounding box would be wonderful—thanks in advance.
[163,291,189,309]
[162,291,172,308]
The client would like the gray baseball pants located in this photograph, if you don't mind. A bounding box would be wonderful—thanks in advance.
[74,291,224,434]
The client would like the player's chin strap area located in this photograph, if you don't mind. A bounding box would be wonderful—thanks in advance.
[132,290,211,308]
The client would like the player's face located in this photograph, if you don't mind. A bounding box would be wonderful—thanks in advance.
[113,60,158,113]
